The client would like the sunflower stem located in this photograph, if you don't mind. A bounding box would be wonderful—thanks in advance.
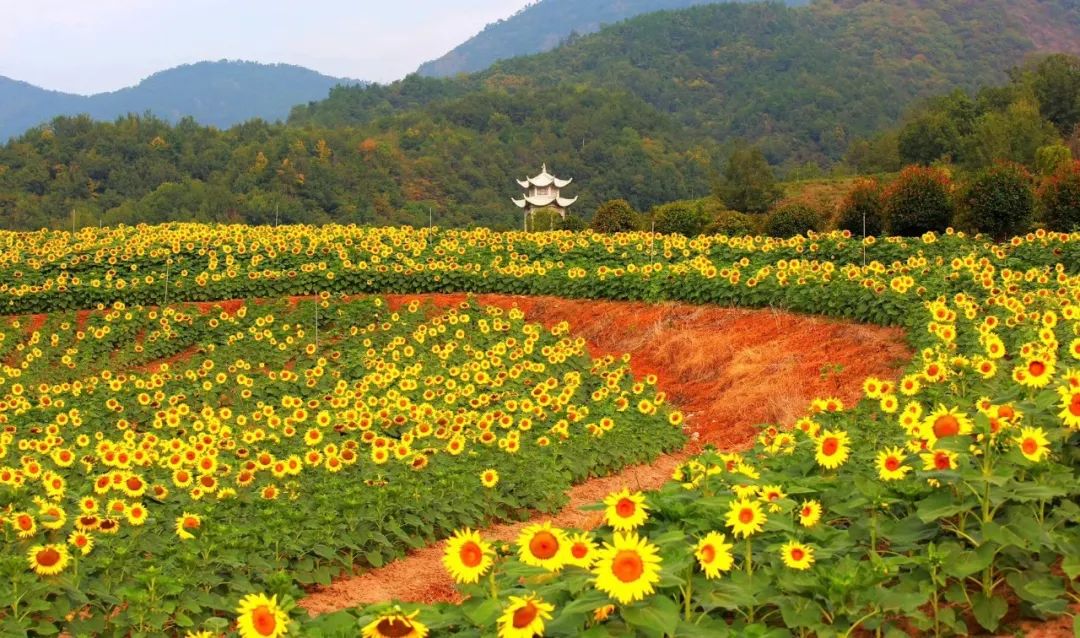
[745,538,756,623]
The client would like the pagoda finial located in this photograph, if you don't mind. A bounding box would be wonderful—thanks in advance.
[542,163,547,173]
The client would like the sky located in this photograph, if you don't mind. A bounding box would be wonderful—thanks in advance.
[0,0,528,94]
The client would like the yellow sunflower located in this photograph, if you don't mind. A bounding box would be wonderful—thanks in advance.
[814,429,850,469]
[780,540,815,570]
[516,521,569,572]
[1015,427,1050,462]
[176,513,201,540]
[68,531,94,556]
[694,531,734,579]
[875,446,911,481]
[725,499,767,538]
[361,609,429,638]
[920,449,959,471]
[236,593,289,638]
[603,488,649,531]
[480,469,499,488]
[27,544,70,576]
[566,531,598,568]
[798,500,822,528]
[923,405,973,441]
[592,532,662,604]
[497,594,555,638]
[443,528,494,584]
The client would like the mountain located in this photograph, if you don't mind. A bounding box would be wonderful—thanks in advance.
[294,0,1080,164]
[0,61,361,141]
[417,0,810,78]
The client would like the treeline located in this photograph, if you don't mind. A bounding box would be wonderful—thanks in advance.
[0,87,717,231]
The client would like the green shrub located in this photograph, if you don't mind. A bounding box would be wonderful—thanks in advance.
[650,200,711,236]
[763,203,824,237]
[835,179,885,236]
[559,214,588,231]
[1035,144,1073,176]
[958,162,1034,239]
[883,166,954,236]
[590,199,639,233]
[704,209,759,236]
[1039,161,1080,232]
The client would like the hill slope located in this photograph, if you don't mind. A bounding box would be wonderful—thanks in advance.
[416,0,810,78]
[296,0,1079,165]
[0,60,361,141]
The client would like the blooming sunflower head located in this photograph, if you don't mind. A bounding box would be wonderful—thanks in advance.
[516,521,569,572]
[27,543,70,576]
[497,594,554,638]
[875,446,911,481]
[780,540,815,570]
[591,531,662,605]
[725,499,767,538]
[442,528,493,584]
[1015,427,1050,462]
[814,429,851,470]
[603,488,649,531]
[798,500,822,528]
[235,593,289,638]
[361,609,429,638]
[694,531,734,579]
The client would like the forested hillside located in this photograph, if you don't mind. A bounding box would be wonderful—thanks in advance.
[1,0,1078,231]
[0,61,360,141]
[416,0,809,78]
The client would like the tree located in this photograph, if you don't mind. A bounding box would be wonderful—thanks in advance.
[591,199,639,233]
[836,179,885,237]
[884,166,955,236]
[763,203,824,238]
[650,200,711,236]
[898,111,962,165]
[1035,144,1073,176]
[1039,161,1080,232]
[715,145,781,214]
[1029,54,1080,136]
[964,99,1058,168]
[958,162,1034,240]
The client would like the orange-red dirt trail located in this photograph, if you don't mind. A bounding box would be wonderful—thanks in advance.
[300,294,911,614]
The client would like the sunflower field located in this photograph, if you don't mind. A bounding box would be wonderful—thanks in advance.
[0,223,1078,637]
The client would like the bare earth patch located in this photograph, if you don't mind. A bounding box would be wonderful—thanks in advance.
[299,294,910,614]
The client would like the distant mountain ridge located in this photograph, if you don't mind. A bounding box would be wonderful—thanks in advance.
[0,60,362,140]
[416,0,810,78]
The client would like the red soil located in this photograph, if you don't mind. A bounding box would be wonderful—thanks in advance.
[299,294,910,614]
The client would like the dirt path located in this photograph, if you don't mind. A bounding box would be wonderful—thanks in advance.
[299,294,910,613]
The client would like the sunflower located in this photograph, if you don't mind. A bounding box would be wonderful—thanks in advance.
[68,531,94,555]
[497,594,555,638]
[517,521,569,571]
[725,499,766,538]
[1015,427,1050,462]
[694,531,734,579]
[603,488,649,531]
[592,532,662,605]
[1016,355,1055,388]
[798,500,822,528]
[480,468,499,488]
[11,511,37,538]
[780,540,815,570]
[236,593,289,638]
[176,513,201,540]
[814,429,850,469]
[27,544,70,576]
[920,449,958,471]
[566,531,598,568]
[443,528,494,584]
[361,609,429,638]
[923,405,973,440]
[875,446,911,481]
[1057,389,1080,430]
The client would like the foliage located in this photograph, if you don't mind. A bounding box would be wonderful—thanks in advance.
[0,223,1074,636]
[0,292,683,636]
[957,162,1035,239]
[835,178,885,237]
[1039,160,1080,231]
[1035,143,1074,175]
[704,209,758,237]
[591,199,640,233]
[884,166,955,236]
[648,200,711,237]
[715,145,781,214]
[762,203,824,238]
[1027,53,1080,136]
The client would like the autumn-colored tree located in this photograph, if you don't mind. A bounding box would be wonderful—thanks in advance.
[835,179,885,237]
[1039,161,1080,232]
[884,166,954,236]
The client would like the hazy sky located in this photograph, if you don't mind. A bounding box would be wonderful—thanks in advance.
[0,0,528,94]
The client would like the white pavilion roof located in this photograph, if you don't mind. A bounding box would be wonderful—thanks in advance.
[513,194,578,208]
[518,163,572,189]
